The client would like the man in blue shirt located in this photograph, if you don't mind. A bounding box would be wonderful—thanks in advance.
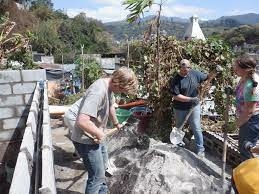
[170,59,210,157]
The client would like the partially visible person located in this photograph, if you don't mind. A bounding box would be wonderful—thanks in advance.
[64,67,138,194]
[170,59,215,157]
[233,55,259,160]
[232,157,259,194]
[231,143,259,194]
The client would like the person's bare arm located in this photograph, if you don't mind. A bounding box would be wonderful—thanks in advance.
[173,94,194,102]
[237,101,257,127]
[109,104,118,124]
[251,146,259,155]
[76,114,105,141]
[109,104,122,129]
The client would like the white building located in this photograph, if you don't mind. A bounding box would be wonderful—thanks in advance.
[183,15,206,41]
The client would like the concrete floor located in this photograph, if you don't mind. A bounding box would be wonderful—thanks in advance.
[51,118,86,194]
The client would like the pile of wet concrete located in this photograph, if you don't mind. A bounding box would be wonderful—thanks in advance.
[105,118,232,194]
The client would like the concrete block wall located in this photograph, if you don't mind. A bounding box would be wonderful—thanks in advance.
[0,69,46,142]
[203,131,243,167]
[10,81,56,194]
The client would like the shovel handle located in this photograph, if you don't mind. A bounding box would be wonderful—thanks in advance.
[83,121,127,140]
[105,121,127,136]
[105,127,119,137]
[178,106,195,131]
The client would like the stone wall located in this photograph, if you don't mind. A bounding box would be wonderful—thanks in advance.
[0,69,46,193]
[0,69,46,169]
[0,69,46,142]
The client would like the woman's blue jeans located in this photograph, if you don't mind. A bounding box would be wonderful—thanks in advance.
[173,104,205,153]
[73,141,108,194]
[238,114,259,160]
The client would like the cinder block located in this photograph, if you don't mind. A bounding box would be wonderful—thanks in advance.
[0,107,15,119]
[0,70,21,83]
[0,95,24,107]
[24,94,33,104]
[43,90,49,110]
[30,101,39,119]
[32,87,40,102]
[21,69,46,82]
[13,83,36,94]
[16,105,30,117]
[20,126,35,161]
[26,112,37,138]
[0,84,12,95]
[9,152,31,194]
[43,110,50,124]
[3,117,26,130]
[0,129,16,141]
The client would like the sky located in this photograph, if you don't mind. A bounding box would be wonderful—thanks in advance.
[52,0,259,23]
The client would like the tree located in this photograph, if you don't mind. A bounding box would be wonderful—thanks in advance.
[123,0,166,92]
[0,16,30,68]
[123,0,154,23]
[129,36,234,140]
[6,47,36,69]
[30,0,53,10]
[31,19,64,55]
[74,57,103,89]
[30,3,54,21]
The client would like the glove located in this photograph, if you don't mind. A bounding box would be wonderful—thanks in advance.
[189,97,199,105]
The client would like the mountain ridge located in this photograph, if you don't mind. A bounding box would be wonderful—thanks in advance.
[103,13,259,41]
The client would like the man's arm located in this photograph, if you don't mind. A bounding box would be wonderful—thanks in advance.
[76,114,105,141]
[206,71,217,82]
[173,94,194,102]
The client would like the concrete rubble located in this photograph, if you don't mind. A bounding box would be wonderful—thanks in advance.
[53,117,232,194]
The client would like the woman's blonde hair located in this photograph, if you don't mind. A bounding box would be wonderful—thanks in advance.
[111,67,138,95]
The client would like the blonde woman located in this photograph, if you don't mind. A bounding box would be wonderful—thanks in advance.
[64,67,138,194]
[233,55,259,160]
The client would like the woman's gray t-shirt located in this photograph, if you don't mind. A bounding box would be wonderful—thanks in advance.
[65,78,113,144]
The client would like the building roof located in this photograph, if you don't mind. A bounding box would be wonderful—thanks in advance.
[38,63,63,70]
[183,15,206,41]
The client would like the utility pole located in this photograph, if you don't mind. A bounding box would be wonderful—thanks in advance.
[127,38,130,68]
[81,44,85,91]
[62,51,64,81]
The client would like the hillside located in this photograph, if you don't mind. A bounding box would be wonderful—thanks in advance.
[104,13,259,41]
[215,13,259,25]
[104,18,188,41]
[0,1,38,33]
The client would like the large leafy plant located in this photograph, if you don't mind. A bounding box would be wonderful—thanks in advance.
[75,58,103,89]
[0,17,30,66]
[130,36,235,140]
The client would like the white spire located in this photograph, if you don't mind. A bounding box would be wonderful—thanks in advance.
[183,15,206,41]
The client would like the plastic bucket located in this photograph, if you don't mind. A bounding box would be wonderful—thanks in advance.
[130,106,152,133]
[116,108,132,124]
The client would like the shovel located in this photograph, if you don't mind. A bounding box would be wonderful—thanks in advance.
[170,105,195,145]
[82,120,129,176]
[83,120,128,142]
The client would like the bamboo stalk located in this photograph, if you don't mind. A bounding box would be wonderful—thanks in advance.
[221,87,230,191]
